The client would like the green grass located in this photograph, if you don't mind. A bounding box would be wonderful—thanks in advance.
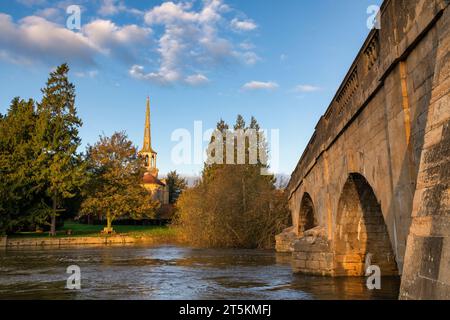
[9,221,178,239]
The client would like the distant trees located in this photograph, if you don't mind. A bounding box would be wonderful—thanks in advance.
[80,132,159,233]
[166,171,187,204]
[0,63,178,236]
[175,115,290,249]
[0,64,86,235]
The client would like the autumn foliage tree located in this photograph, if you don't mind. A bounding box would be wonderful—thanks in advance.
[175,116,290,248]
[80,131,159,233]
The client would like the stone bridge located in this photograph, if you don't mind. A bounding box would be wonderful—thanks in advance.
[276,0,449,299]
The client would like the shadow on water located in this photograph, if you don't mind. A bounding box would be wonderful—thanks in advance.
[0,245,400,300]
[288,275,400,300]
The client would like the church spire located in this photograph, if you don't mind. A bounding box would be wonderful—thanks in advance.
[140,97,158,177]
[142,96,154,153]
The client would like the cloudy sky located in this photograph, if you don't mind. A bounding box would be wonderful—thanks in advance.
[0,0,381,176]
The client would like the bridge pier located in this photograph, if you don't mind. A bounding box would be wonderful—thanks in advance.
[275,227,297,253]
[291,228,334,276]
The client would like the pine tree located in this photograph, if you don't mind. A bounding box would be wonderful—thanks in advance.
[234,114,246,130]
[34,63,86,236]
[202,119,230,182]
[216,118,229,132]
[166,171,187,204]
[249,116,260,131]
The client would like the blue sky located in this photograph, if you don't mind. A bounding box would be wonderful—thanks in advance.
[0,0,382,176]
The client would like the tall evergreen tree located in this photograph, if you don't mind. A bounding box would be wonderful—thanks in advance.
[0,98,41,233]
[203,118,230,182]
[34,63,86,236]
[249,116,260,131]
[234,114,246,130]
[166,171,187,204]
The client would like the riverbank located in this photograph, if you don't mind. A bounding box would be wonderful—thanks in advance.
[1,222,182,248]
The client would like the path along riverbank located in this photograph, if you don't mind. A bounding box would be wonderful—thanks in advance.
[0,233,181,248]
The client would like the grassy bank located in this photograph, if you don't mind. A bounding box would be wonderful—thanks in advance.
[9,221,179,240]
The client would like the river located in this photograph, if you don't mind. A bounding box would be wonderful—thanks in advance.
[0,245,400,300]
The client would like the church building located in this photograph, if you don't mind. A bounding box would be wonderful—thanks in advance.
[139,97,169,205]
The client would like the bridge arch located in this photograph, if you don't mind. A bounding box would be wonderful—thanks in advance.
[333,173,398,276]
[298,192,317,234]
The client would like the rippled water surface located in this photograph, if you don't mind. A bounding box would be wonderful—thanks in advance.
[0,245,400,299]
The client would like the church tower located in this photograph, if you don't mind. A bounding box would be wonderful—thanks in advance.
[139,97,169,206]
[140,97,159,178]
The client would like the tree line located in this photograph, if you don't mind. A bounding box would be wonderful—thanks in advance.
[1,63,289,248]
[0,64,185,235]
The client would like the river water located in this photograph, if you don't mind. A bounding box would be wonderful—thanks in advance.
[0,245,400,300]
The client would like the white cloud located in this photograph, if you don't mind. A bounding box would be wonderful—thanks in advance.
[144,2,198,24]
[6,0,259,86]
[98,0,143,17]
[239,51,261,65]
[231,18,257,31]
[74,70,98,78]
[83,19,151,60]
[34,7,60,21]
[0,13,151,67]
[83,20,150,46]
[129,64,180,84]
[129,64,145,77]
[99,0,122,16]
[0,14,98,66]
[142,0,229,85]
[139,0,259,85]
[242,81,279,91]
[185,74,209,86]
[293,84,321,92]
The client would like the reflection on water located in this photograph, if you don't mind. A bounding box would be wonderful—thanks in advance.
[0,245,400,300]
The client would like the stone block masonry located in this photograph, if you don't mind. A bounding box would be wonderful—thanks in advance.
[292,237,334,276]
[0,236,6,248]
[277,0,450,299]
[3,234,180,247]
